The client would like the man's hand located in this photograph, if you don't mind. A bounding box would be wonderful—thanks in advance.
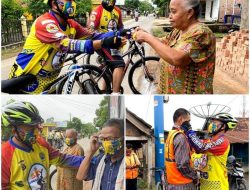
[181,121,192,133]
[89,135,100,155]
[101,36,126,49]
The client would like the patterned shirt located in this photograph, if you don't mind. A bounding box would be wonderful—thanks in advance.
[1,136,84,190]
[159,23,216,94]
[56,143,85,190]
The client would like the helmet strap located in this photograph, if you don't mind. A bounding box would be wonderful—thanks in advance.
[211,123,225,136]
[14,126,34,151]
[53,0,69,22]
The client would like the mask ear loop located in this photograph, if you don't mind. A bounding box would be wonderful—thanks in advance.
[14,126,34,151]
[52,0,70,23]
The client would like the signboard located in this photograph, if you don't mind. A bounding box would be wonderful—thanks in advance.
[116,0,125,5]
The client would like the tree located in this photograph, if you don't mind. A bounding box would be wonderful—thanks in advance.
[24,0,92,19]
[93,96,110,129]
[22,0,48,18]
[2,0,25,20]
[82,122,98,138]
[76,0,92,17]
[139,1,154,13]
[125,0,140,10]
[67,117,83,133]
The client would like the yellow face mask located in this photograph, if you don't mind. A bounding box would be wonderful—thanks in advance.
[65,137,76,146]
[101,138,122,155]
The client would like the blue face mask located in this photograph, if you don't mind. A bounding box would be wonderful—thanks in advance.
[17,128,37,145]
[57,0,76,18]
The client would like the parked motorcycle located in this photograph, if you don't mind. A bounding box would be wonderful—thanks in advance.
[227,155,247,190]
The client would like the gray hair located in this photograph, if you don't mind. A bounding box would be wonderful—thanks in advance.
[66,128,78,138]
[183,0,201,18]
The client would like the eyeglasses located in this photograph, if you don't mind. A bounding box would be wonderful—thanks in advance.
[98,137,121,142]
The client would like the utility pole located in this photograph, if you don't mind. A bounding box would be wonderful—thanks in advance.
[240,96,248,118]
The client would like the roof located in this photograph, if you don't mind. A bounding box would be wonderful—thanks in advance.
[126,109,153,137]
[225,117,249,144]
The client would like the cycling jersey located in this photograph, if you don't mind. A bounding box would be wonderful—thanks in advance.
[9,11,114,94]
[187,131,230,190]
[1,136,84,190]
[88,5,123,33]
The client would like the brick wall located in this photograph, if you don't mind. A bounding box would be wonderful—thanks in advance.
[219,0,242,22]
[216,30,249,84]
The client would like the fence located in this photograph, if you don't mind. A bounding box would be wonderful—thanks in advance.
[1,17,33,48]
[1,16,87,49]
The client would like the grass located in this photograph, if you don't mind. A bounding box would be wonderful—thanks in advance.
[151,27,168,38]
[214,32,227,38]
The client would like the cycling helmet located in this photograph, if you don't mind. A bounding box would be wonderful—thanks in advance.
[212,113,238,130]
[102,0,116,12]
[1,101,44,128]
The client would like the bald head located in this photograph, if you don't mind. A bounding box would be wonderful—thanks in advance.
[66,129,78,139]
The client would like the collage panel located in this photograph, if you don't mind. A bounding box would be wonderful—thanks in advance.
[1,95,125,190]
[1,0,249,95]
[125,95,249,190]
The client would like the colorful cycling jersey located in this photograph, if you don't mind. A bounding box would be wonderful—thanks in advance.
[187,131,230,190]
[88,5,123,33]
[8,11,113,94]
[1,136,84,190]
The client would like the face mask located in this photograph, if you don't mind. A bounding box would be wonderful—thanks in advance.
[101,138,122,155]
[208,122,217,134]
[65,137,76,146]
[17,128,37,145]
[57,0,76,18]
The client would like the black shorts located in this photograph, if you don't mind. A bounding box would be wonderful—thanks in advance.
[97,48,125,69]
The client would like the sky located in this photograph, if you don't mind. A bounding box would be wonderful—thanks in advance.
[1,95,104,123]
[125,95,249,131]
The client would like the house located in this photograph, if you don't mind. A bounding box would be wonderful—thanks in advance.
[225,117,249,165]
[201,0,242,22]
[126,109,154,189]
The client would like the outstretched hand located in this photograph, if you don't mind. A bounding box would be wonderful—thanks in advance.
[180,121,192,133]
[101,36,127,49]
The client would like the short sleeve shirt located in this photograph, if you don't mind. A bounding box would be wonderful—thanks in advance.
[159,23,216,94]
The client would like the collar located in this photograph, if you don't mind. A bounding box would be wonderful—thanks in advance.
[49,10,68,31]
[9,136,32,153]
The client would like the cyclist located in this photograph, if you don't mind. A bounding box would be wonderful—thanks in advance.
[5,0,126,94]
[88,0,126,94]
[1,101,84,189]
[181,113,238,190]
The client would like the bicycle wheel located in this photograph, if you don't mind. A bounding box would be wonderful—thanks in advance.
[49,168,57,190]
[57,65,111,94]
[128,56,160,94]
[237,181,247,190]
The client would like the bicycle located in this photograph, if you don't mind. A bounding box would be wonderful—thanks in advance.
[151,167,168,190]
[49,168,57,190]
[84,28,161,94]
[1,52,111,94]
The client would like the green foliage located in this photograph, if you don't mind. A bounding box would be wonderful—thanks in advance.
[67,117,83,133]
[82,122,97,138]
[152,0,169,7]
[23,0,49,18]
[67,117,97,138]
[75,0,92,17]
[139,1,154,13]
[125,0,140,10]
[1,0,25,20]
[93,96,110,129]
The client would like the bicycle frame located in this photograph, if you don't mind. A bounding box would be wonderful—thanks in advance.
[42,53,88,94]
